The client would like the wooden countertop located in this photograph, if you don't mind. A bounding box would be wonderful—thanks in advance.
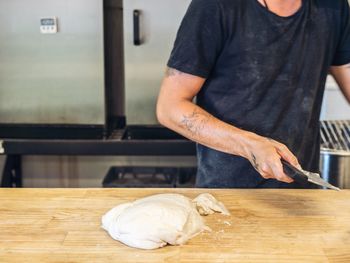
[0,188,349,263]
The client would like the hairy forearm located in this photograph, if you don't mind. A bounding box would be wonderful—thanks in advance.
[158,99,251,159]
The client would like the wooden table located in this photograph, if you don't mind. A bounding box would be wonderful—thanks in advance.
[0,189,349,263]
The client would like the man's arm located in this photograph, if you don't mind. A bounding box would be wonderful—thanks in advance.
[330,64,350,103]
[157,67,301,183]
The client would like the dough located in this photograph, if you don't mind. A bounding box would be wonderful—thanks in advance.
[102,193,229,250]
[194,193,230,216]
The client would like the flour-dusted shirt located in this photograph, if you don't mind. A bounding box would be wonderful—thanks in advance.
[167,0,350,188]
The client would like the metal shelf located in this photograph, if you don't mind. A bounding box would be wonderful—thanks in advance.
[1,138,196,156]
[0,126,196,187]
[0,126,196,156]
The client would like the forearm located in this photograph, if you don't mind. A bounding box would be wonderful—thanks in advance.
[157,99,253,159]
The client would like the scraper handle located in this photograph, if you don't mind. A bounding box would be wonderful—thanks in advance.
[281,160,309,185]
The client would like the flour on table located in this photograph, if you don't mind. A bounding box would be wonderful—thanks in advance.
[101,193,230,250]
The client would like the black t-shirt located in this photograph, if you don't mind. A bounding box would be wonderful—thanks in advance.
[167,0,350,188]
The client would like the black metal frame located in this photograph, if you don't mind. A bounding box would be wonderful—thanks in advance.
[0,127,196,187]
[1,155,22,187]
[0,124,106,139]
[1,139,196,156]
[102,166,196,188]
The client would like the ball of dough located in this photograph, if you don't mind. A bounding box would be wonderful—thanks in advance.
[102,193,229,250]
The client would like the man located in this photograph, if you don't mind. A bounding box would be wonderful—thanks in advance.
[157,0,350,188]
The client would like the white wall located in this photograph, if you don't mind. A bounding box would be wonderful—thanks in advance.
[321,76,350,120]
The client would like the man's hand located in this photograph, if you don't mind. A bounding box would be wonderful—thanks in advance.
[242,132,301,183]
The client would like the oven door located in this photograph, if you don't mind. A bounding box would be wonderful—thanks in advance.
[123,0,191,125]
[0,0,106,127]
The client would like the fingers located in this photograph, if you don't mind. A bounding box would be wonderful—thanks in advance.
[270,140,301,169]
[269,159,294,183]
[258,158,293,183]
[269,140,299,182]
[258,163,274,180]
[247,135,300,184]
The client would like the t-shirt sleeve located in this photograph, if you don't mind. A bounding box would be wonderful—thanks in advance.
[167,0,226,78]
[332,0,350,66]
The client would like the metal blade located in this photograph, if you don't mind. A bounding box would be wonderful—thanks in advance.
[302,170,341,191]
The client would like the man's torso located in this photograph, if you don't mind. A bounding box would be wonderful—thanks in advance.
[195,0,342,188]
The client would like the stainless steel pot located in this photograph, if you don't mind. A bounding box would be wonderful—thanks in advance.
[320,120,350,189]
[320,150,350,189]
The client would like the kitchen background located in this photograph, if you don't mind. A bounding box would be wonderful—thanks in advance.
[0,0,349,187]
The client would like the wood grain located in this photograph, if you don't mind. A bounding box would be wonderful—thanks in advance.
[0,188,349,263]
